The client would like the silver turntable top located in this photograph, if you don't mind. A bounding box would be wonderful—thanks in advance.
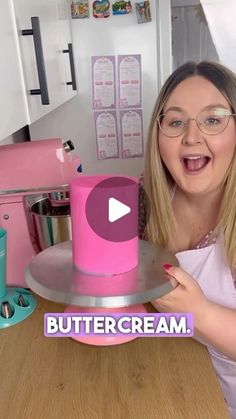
[25,240,178,308]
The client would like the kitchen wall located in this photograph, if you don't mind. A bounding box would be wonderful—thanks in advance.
[29,91,145,177]
[29,0,160,177]
[12,0,220,174]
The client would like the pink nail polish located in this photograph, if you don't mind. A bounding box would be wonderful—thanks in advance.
[163,263,172,271]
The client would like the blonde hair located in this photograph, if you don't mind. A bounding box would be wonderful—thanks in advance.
[143,61,236,268]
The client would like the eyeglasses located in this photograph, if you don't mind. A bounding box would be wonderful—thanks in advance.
[157,108,236,137]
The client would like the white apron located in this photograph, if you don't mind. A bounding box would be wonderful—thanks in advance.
[175,240,236,418]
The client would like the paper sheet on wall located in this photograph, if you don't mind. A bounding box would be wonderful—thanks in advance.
[118,55,142,108]
[92,56,116,109]
[94,111,119,159]
[200,0,236,71]
[120,110,144,158]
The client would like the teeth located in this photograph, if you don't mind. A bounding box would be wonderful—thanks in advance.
[185,156,207,160]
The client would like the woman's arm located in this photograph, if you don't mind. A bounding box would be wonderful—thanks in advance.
[194,302,236,361]
[152,265,236,361]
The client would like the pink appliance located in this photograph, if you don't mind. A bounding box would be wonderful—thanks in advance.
[0,138,81,287]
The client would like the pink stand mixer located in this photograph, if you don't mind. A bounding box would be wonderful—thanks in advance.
[0,138,81,287]
[0,138,81,289]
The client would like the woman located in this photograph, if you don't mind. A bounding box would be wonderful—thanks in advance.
[139,61,236,418]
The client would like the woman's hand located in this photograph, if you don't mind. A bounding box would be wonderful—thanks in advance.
[152,264,211,322]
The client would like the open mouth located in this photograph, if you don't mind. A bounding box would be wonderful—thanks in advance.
[182,156,211,173]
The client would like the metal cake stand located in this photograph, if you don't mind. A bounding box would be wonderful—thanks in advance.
[25,240,179,345]
[25,240,178,307]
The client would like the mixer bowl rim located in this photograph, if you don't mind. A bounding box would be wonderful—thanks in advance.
[31,212,71,219]
[30,196,71,219]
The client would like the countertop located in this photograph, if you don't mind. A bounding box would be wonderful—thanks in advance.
[0,297,230,419]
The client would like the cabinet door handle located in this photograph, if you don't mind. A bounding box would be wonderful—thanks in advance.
[22,17,50,105]
[63,43,77,91]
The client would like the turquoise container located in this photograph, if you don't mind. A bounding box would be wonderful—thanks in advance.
[0,227,37,328]
[0,228,6,298]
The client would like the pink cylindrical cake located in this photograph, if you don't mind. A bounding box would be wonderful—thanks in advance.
[70,175,138,274]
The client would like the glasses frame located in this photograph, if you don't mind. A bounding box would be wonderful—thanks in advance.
[156,110,236,138]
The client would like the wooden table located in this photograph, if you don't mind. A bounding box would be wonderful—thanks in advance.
[0,297,230,419]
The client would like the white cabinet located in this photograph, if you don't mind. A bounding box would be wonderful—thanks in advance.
[0,1,29,141]
[12,0,77,123]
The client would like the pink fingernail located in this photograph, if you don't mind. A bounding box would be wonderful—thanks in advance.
[163,263,172,271]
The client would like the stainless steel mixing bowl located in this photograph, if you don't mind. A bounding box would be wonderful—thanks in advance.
[30,196,72,250]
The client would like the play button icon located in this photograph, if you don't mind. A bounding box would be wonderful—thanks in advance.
[85,176,138,242]
[108,198,131,222]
